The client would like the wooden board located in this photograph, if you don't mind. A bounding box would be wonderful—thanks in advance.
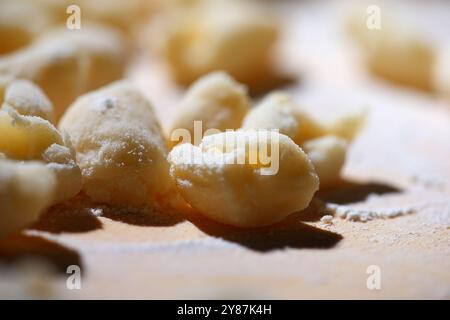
[0,0,449,299]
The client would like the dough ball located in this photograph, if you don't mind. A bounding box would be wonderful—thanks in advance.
[168,130,319,227]
[0,159,56,237]
[59,81,172,206]
[169,72,250,145]
[303,135,348,188]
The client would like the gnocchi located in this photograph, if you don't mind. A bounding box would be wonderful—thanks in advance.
[169,72,250,145]
[153,0,279,86]
[242,92,327,145]
[303,135,348,188]
[347,8,435,91]
[0,108,82,204]
[243,92,364,145]
[59,81,173,206]
[0,0,55,54]
[168,130,319,228]
[0,159,56,237]
[0,25,127,120]
[0,77,54,123]
[242,92,364,187]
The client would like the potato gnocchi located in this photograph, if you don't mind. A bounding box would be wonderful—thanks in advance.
[303,136,348,188]
[347,7,435,91]
[0,25,127,120]
[243,92,364,187]
[169,72,250,145]
[0,0,56,54]
[0,159,56,237]
[59,81,173,206]
[0,108,82,204]
[0,77,54,123]
[168,130,319,228]
[153,0,279,86]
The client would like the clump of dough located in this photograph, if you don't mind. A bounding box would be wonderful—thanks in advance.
[168,130,319,227]
[0,108,82,203]
[152,0,279,86]
[59,81,173,206]
[0,108,62,160]
[0,0,56,54]
[169,72,250,145]
[242,93,365,187]
[243,92,364,144]
[303,136,348,188]
[242,92,327,145]
[0,159,56,237]
[0,25,127,120]
[347,6,435,91]
[0,77,54,123]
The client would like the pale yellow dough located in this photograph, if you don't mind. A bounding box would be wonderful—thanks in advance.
[169,72,250,145]
[154,0,279,85]
[168,130,319,228]
[0,0,56,54]
[303,135,348,188]
[242,92,364,144]
[242,92,364,187]
[0,159,56,237]
[0,109,82,204]
[347,7,435,91]
[59,81,172,206]
[0,77,54,123]
[242,92,326,145]
[0,25,126,120]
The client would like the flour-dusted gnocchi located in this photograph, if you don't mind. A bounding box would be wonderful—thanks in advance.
[243,92,365,144]
[59,81,173,206]
[0,0,55,54]
[168,130,319,227]
[0,109,62,160]
[242,92,365,187]
[169,72,250,145]
[303,135,348,188]
[0,77,54,123]
[0,25,127,120]
[0,159,56,237]
[0,109,82,203]
[242,92,327,145]
[347,7,435,91]
[153,0,279,86]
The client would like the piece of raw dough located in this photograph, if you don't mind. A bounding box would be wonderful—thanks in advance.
[168,130,319,227]
[243,93,365,187]
[0,109,82,203]
[242,92,364,145]
[0,25,127,120]
[347,6,435,91]
[0,0,56,54]
[303,135,348,188]
[59,81,173,206]
[169,72,250,146]
[0,77,54,123]
[152,0,279,86]
[0,159,56,238]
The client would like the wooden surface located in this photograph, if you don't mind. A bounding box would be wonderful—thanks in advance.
[0,0,449,299]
